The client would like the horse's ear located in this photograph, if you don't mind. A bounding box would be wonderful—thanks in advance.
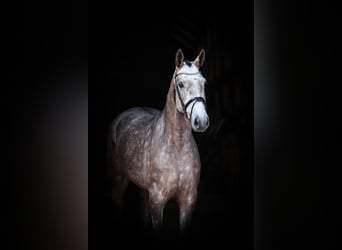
[194,49,205,68]
[175,48,184,68]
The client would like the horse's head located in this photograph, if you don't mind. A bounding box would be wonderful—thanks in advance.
[174,49,209,132]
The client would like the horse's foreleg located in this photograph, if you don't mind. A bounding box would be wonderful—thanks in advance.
[178,191,197,234]
[148,193,166,233]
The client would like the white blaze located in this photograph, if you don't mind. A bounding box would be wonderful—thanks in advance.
[190,101,207,121]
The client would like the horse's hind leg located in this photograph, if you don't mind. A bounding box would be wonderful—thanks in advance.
[111,174,129,219]
[140,190,150,229]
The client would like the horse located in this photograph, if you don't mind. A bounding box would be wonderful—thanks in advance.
[107,49,209,233]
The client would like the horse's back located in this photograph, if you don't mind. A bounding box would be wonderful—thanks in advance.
[110,107,160,145]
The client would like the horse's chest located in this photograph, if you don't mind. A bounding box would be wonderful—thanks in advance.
[149,146,200,187]
[153,144,197,169]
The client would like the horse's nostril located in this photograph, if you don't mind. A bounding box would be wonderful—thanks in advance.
[194,118,199,126]
[206,119,209,126]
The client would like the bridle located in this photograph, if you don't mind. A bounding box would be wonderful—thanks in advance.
[174,71,207,119]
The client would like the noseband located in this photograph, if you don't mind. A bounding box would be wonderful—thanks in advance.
[174,72,207,119]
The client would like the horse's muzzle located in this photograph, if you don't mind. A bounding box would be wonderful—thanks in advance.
[192,115,209,132]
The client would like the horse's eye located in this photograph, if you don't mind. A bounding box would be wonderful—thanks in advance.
[178,82,184,88]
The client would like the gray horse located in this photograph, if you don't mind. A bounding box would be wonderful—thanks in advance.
[107,49,209,233]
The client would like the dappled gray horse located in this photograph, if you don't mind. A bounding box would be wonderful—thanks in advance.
[107,49,209,232]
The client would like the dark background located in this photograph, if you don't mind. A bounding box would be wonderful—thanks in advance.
[7,1,339,250]
[255,2,339,249]
[89,5,253,249]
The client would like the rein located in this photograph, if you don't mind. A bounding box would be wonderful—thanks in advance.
[174,72,207,119]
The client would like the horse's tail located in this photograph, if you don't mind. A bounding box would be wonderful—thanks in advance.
[106,121,116,181]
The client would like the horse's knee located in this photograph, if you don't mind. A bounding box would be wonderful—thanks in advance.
[147,194,166,232]
[148,199,164,219]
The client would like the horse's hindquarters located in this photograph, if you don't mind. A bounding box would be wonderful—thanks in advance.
[109,108,160,188]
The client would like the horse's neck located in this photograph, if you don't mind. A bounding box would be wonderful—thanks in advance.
[160,80,192,144]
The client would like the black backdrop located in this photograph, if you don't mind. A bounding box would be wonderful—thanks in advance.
[7,1,339,250]
[90,5,253,249]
